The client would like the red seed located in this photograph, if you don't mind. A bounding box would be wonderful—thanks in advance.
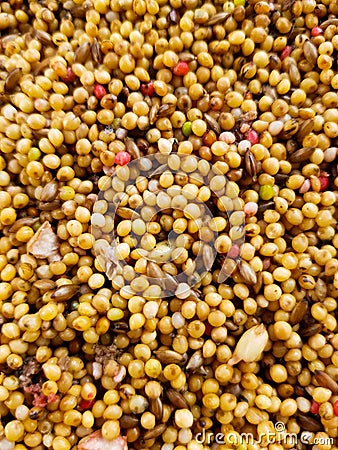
[141,82,155,97]
[94,84,107,100]
[247,130,259,145]
[310,401,320,414]
[318,175,329,191]
[205,322,212,336]
[334,400,338,416]
[173,61,189,76]
[311,27,323,37]
[62,67,76,83]
[228,245,240,259]
[281,46,291,60]
[47,393,58,403]
[80,399,95,410]
[114,151,131,166]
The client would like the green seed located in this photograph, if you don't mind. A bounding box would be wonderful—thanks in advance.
[28,147,41,161]
[234,0,245,6]
[259,185,275,201]
[182,121,192,137]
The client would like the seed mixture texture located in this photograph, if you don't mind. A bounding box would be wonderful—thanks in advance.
[0,0,338,449]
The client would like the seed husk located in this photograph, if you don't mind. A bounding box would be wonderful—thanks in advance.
[51,284,79,301]
[320,18,338,29]
[186,350,204,371]
[314,370,338,394]
[166,389,189,409]
[150,104,159,125]
[27,221,61,262]
[40,180,59,202]
[75,42,91,64]
[228,324,269,366]
[204,113,221,134]
[9,217,39,233]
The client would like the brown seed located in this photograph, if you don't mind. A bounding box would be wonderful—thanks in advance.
[297,119,314,141]
[100,94,117,110]
[124,138,141,159]
[204,12,230,25]
[154,350,186,364]
[37,200,60,211]
[297,414,322,432]
[33,279,56,291]
[69,5,86,18]
[116,207,140,219]
[303,41,318,66]
[166,389,189,409]
[120,415,139,428]
[178,52,195,62]
[315,278,327,301]
[51,284,79,301]
[245,150,257,180]
[280,119,299,139]
[301,323,322,337]
[239,261,257,285]
[34,29,53,46]
[157,103,176,118]
[149,398,163,421]
[290,300,308,324]
[92,38,102,64]
[5,68,21,92]
[204,113,221,135]
[75,42,91,64]
[143,423,166,440]
[289,147,315,163]
[289,63,301,86]
[314,370,338,394]
[147,261,164,279]
[40,180,59,202]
